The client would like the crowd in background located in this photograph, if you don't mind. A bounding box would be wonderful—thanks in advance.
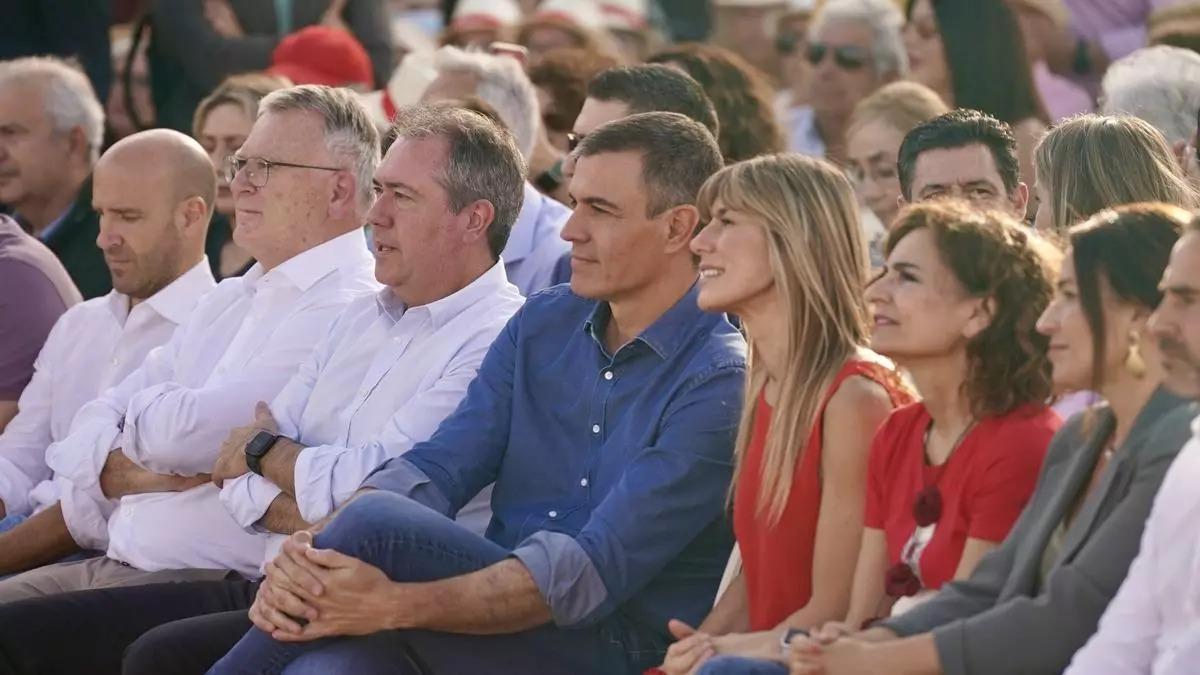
[1,0,1200,674]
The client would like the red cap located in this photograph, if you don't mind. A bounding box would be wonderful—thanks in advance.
[269,26,374,89]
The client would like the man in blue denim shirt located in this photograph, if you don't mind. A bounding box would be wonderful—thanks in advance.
[201,111,745,675]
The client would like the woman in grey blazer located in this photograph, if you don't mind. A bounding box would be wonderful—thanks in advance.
[779,205,1196,675]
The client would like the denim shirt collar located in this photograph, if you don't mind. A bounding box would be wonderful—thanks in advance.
[582,281,706,361]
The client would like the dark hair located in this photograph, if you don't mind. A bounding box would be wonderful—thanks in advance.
[574,111,724,216]
[648,43,785,163]
[586,64,720,141]
[885,200,1058,417]
[1070,203,1185,389]
[906,0,1046,124]
[898,109,1020,200]
[528,48,619,134]
[388,104,527,260]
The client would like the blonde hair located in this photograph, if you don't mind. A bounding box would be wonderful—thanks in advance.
[847,80,949,140]
[1034,114,1198,234]
[191,73,290,139]
[698,154,873,525]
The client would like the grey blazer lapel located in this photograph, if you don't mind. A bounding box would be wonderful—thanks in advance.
[1034,411,1112,575]
[1059,387,1185,562]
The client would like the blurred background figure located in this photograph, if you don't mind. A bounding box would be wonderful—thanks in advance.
[440,0,522,48]
[845,80,948,264]
[0,0,112,102]
[528,47,619,153]
[1008,0,1095,121]
[649,43,786,163]
[601,0,663,63]
[106,29,156,142]
[519,0,620,66]
[267,25,375,90]
[783,0,908,163]
[1149,1,1200,50]
[709,0,788,82]
[191,73,289,279]
[147,0,392,132]
[1099,45,1200,176]
[775,0,819,111]
[904,0,1048,189]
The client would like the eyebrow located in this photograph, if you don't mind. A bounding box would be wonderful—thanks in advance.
[374,179,422,195]
[866,152,891,165]
[578,195,623,213]
[1162,284,1199,297]
[892,261,919,273]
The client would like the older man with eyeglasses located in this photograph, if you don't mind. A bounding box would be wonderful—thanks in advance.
[779,0,908,163]
[0,84,380,600]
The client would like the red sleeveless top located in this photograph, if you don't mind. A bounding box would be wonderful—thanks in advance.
[733,359,911,631]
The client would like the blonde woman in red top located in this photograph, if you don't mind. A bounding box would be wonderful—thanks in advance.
[660,153,912,675]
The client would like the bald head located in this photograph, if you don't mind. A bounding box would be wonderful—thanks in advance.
[99,129,218,219]
[93,129,215,300]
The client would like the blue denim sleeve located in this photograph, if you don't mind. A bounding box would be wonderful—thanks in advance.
[511,362,743,628]
[362,307,518,516]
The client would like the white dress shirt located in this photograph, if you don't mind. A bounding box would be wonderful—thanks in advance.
[0,260,215,517]
[221,261,524,570]
[1066,411,1200,675]
[500,183,569,297]
[36,230,379,569]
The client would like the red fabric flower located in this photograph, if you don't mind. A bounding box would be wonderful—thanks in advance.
[885,561,923,597]
[912,484,943,527]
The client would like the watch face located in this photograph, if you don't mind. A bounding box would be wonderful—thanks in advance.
[247,431,277,457]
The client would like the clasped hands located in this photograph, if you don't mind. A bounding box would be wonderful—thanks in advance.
[248,530,398,643]
[661,620,890,675]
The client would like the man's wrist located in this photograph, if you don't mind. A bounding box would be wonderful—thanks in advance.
[381,580,425,631]
[259,437,302,489]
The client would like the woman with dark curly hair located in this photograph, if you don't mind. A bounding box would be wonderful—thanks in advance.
[689,200,1064,674]
[649,43,785,163]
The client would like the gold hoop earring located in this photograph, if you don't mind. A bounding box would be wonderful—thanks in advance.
[1126,336,1146,378]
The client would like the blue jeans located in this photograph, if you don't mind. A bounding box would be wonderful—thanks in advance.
[208,492,636,675]
[697,655,790,675]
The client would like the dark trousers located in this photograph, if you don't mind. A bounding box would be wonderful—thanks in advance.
[209,492,641,675]
[0,578,257,675]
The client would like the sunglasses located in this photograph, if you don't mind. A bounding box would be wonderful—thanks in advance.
[775,33,803,55]
[805,42,870,70]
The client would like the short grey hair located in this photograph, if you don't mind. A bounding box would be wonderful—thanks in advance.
[259,85,381,207]
[1101,45,1200,147]
[809,0,909,79]
[431,46,539,162]
[388,104,527,259]
[0,56,105,163]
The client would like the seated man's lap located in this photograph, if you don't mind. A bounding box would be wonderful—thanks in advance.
[696,655,790,675]
[315,491,511,581]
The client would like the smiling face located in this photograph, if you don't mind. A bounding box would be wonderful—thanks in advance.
[689,197,777,315]
[865,226,986,363]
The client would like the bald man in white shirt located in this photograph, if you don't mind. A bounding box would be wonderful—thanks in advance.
[0,85,381,595]
[1066,216,1200,675]
[0,129,217,531]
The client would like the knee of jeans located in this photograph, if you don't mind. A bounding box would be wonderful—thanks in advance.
[314,492,437,556]
[696,655,786,675]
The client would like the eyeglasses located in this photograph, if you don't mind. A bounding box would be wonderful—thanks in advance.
[805,42,870,70]
[776,33,803,55]
[566,131,586,153]
[224,155,343,189]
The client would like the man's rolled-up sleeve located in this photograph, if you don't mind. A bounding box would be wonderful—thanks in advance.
[511,363,743,628]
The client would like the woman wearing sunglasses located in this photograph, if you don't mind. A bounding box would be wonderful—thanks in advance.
[904,0,1047,192]
[692,201,1063,675]
[658,154,912,675]
[786,204,1193,675]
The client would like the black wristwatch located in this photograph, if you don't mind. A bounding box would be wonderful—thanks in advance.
[1072,37,1093,76]
[244,430,280,476]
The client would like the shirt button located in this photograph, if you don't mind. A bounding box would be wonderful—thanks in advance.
[603,370,613,381]
[111,357,118,366]
[548,510,558,518]
[591,424,600,434]
[580,478,589,487]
